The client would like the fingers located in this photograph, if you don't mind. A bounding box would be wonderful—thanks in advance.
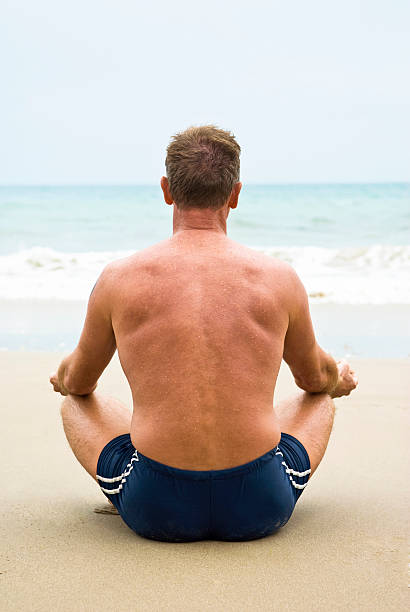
[348,367,358,387]
[49,373,59,390]
[348,372,358,391]
[338,362,350,376]
[49,372,68,395]
[335,359,359,396]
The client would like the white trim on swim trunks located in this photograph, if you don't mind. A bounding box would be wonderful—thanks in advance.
[96,450,139,494]
[281,464,311,478]
[275,449,311,490]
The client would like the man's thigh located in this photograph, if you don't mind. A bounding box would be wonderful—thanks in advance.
[274,391,335,476]
[60,392,132,480]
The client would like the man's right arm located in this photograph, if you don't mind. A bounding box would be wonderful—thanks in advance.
[282,266,339,395]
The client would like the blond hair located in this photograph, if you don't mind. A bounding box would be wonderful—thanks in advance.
[165,125,241,209]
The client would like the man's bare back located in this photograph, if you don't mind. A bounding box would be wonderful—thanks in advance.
[110,232,288,469]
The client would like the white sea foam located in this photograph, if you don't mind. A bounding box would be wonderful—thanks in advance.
[1,245,410,304]
[0,247,134,301]
[257,244,410,304]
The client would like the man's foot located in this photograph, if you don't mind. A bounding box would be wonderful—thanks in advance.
[93,501,119,515]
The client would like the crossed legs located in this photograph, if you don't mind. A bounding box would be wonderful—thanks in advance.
[60,390,335,480]
[61,392,132,480]
[274,391,335,476]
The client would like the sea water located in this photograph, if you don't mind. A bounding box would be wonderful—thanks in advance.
[1,183,409,353]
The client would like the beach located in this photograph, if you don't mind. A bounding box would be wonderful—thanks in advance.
[2,0,410,605]
[1,183,409,609]
[2,351,409,611]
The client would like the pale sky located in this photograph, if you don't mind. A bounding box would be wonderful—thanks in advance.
[1,0,409,184]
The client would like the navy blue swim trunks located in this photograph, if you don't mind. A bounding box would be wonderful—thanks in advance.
[96,432,311,542]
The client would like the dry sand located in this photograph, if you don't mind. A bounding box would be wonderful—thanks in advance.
[1,352,409,611]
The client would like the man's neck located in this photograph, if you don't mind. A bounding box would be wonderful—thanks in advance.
[172,204,229,236]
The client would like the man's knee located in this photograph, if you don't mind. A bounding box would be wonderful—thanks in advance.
[60,392,92,415]
[60,396,78,441]
[60,394,86,432]
[60,394,76,419]
[60,395,69,419]
[302,391,335,421]
[317,392,335,422]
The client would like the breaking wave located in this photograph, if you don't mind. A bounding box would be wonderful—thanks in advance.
[1,245,410,304]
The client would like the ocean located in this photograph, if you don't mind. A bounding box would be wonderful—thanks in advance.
[1,183,409,354]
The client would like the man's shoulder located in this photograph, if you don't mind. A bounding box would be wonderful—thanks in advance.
[230,240,296,277]
[104,240,171,275]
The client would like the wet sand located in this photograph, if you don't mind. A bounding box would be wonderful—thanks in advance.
[2,298,409,358]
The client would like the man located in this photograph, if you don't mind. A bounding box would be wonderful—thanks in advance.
[50,125,358,542]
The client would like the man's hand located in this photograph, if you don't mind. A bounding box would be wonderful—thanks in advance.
[49,372,70,396]
[330,360,358,399]
[49,370,97,396]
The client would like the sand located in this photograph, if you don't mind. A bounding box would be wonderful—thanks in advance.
[1,352,409,611]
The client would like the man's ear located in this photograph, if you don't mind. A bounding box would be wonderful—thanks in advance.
[160,176,174,205]
[228,182,242,209]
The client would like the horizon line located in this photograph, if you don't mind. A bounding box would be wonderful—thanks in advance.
[0,180,409,188]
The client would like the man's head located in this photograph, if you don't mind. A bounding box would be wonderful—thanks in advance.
[162,125,241,210]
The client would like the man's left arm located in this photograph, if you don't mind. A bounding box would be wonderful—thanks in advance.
[50,265,117,396]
